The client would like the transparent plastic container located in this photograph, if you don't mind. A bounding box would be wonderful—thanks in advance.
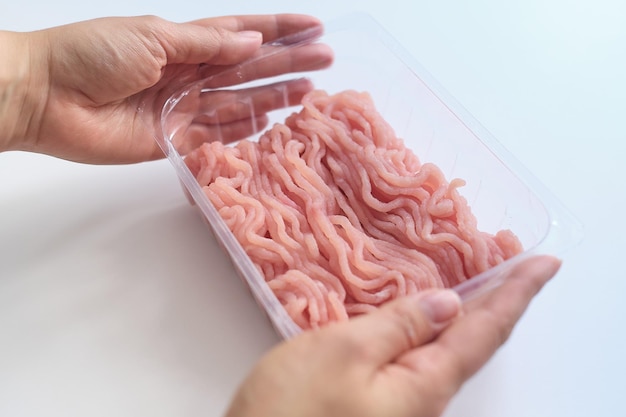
[140,13,583,339]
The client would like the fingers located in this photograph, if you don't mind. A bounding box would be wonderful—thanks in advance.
[397,255,561,396]
[162,14,328,67]
[165,78,313,154]
[160,14,327,67]
[439,255,562,379]
[336,289,461,368]
[188,14,323,44]
[202,43,334,88]
[195,78,314,126]
[156,22,263,65]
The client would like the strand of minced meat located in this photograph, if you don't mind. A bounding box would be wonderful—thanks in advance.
[184,89,522,329]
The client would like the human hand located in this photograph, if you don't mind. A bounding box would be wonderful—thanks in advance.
[1,14,332,163]
[225,255,561,417]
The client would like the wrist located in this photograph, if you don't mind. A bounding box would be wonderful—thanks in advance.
[0,30,48,153]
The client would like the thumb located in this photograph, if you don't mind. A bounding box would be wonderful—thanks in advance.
[155,21,263,65]
[343,290,462,366]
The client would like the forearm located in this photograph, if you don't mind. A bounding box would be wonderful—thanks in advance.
[0,30,47,152]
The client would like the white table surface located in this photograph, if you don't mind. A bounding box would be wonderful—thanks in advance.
[1,1,625,416]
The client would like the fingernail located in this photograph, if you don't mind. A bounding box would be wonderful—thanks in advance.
[418,290,462,324]
[236,30,263,41]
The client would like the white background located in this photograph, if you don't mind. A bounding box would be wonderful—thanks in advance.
[1,1,625,416]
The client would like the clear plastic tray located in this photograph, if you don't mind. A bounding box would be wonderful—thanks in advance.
[140,13,583,339]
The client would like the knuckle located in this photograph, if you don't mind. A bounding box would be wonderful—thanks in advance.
[143,14,165,24]
[496,320,514,345]
[389,300,434,347]
[137,14,168,31]
[481,309,514,347]
[206,26,230,41]
[203,26,230,61]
